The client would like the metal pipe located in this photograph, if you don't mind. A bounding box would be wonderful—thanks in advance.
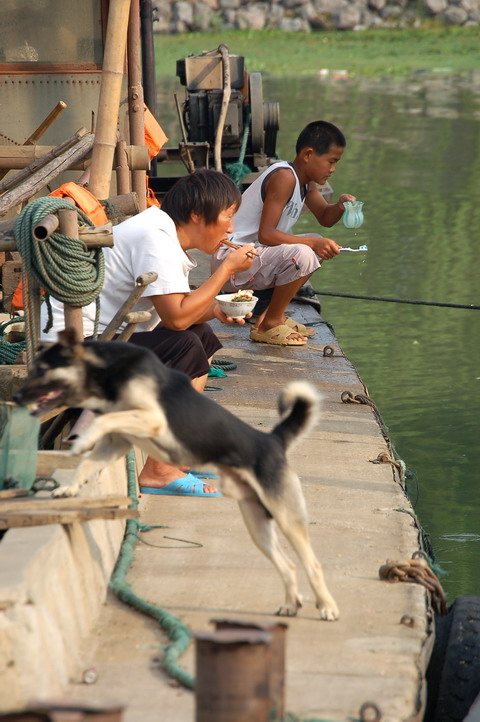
[127,0,147,210]
[140,0,158,176]
[214,44,231,173]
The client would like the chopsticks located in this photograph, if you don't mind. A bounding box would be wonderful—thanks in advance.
[221,239,259,258]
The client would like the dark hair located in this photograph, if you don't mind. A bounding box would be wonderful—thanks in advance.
[161,169,241,225]
[295,121,346,155]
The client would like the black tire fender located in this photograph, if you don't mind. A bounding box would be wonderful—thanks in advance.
[425,596,480,722]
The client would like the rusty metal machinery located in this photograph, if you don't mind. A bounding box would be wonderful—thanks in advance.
[150,46,280,196]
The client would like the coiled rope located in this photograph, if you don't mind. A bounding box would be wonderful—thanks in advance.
[0,316,26,365]
[109,451,194,689]
[225,109,251,187]
[14,196,105,363]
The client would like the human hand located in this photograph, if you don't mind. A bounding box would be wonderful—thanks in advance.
[221,243,256,274]
[213,303,253,325]
[338,193,356,209]
[309,236,342,260]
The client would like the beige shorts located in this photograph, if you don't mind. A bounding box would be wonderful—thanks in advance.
[211,240,322,292]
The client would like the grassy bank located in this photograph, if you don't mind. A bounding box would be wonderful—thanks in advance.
[155,27,479,77]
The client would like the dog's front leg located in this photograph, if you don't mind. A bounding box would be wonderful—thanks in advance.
[52,435,133,497]
[71,410,167,456]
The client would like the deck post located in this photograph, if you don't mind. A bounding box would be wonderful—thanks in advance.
[194,628,272,722]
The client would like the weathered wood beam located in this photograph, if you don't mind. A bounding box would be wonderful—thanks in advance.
[0,221,114,251]
[0,129,89,195]
[0,101,68,184]
[0,133,96,217]
[0,144,149,172]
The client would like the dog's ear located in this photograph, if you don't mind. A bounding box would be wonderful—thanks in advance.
[58,328,85,359]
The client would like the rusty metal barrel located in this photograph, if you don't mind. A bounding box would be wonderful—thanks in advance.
[211,618,288,720]
[194,628,273,722]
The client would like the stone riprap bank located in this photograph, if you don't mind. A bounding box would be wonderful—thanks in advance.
[153,0,480,32]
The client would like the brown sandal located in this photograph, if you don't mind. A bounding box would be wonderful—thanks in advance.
[285,317,315,337]
[250,323,307,346]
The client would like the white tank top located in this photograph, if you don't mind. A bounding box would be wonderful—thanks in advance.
[230,161,306,246]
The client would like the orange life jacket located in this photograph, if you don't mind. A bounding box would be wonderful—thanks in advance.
[144,105,168,160]
[49,182,108,226]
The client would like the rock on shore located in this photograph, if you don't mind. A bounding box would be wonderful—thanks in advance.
[153,0,479,33]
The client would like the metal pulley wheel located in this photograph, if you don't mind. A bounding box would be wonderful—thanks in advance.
[249,72,264,153]
[263,102,280,158]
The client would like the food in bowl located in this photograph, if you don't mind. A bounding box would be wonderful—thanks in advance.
[216,292,258,320]
[230,290,254,302]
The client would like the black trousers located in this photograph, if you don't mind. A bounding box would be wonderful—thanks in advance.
[128,322,222,380]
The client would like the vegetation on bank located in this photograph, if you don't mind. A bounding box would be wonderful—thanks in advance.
[155,26,479,77]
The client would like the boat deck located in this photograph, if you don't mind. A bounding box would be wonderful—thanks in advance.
[57,256,433,721]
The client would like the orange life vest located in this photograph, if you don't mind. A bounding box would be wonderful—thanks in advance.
[49,183,108,226]
[144,106,168,160]
[144,107,168,208]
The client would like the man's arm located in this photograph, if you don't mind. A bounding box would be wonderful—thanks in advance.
[151,245,255,330]
[305,183,356,228]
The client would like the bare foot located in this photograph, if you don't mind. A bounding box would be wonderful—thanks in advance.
[139,458,219,494]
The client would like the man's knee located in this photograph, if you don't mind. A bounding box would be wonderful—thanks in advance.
[291,244,320,274]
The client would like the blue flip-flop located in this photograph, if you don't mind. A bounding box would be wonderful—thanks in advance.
[140,472,221,497]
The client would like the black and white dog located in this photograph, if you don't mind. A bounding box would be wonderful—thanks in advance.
[13,329,339,621]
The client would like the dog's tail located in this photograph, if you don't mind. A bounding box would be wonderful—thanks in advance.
[272,381,320,449]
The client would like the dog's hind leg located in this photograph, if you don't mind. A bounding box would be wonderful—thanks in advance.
[53,435,133,497]
[270,477,339,621]
[237,498,303,617]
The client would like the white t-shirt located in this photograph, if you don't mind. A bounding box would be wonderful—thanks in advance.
[41,206,197,340]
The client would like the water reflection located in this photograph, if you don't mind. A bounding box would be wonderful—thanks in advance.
[157,70,480,602]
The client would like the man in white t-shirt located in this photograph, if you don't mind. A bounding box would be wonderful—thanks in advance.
[42,170,255,497]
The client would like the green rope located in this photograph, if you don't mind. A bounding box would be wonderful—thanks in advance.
[0,316,26,365]
[225,109,251,187]
[109,450,194,689]
[14,196,105,359]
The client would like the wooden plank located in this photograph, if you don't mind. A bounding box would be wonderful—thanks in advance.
[0,506,139,529]
[36,450,83,475]
[0,494,133,513]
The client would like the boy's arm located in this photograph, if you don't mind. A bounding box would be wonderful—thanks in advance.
[305,183,356,228]
[258,170,341,260]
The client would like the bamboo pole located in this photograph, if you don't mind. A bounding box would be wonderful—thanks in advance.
[88,0,132,201]
[0,133,95,217]
[115,140,131,195]
[127,0,146,210]
[59,201,84,341]
[0,223,114,252]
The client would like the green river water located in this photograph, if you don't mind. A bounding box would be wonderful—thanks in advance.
[158,69,480,603]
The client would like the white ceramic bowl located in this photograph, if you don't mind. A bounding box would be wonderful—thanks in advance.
[216,293,258,320]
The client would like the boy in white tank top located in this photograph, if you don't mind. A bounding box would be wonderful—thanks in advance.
[211,120,356,346]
